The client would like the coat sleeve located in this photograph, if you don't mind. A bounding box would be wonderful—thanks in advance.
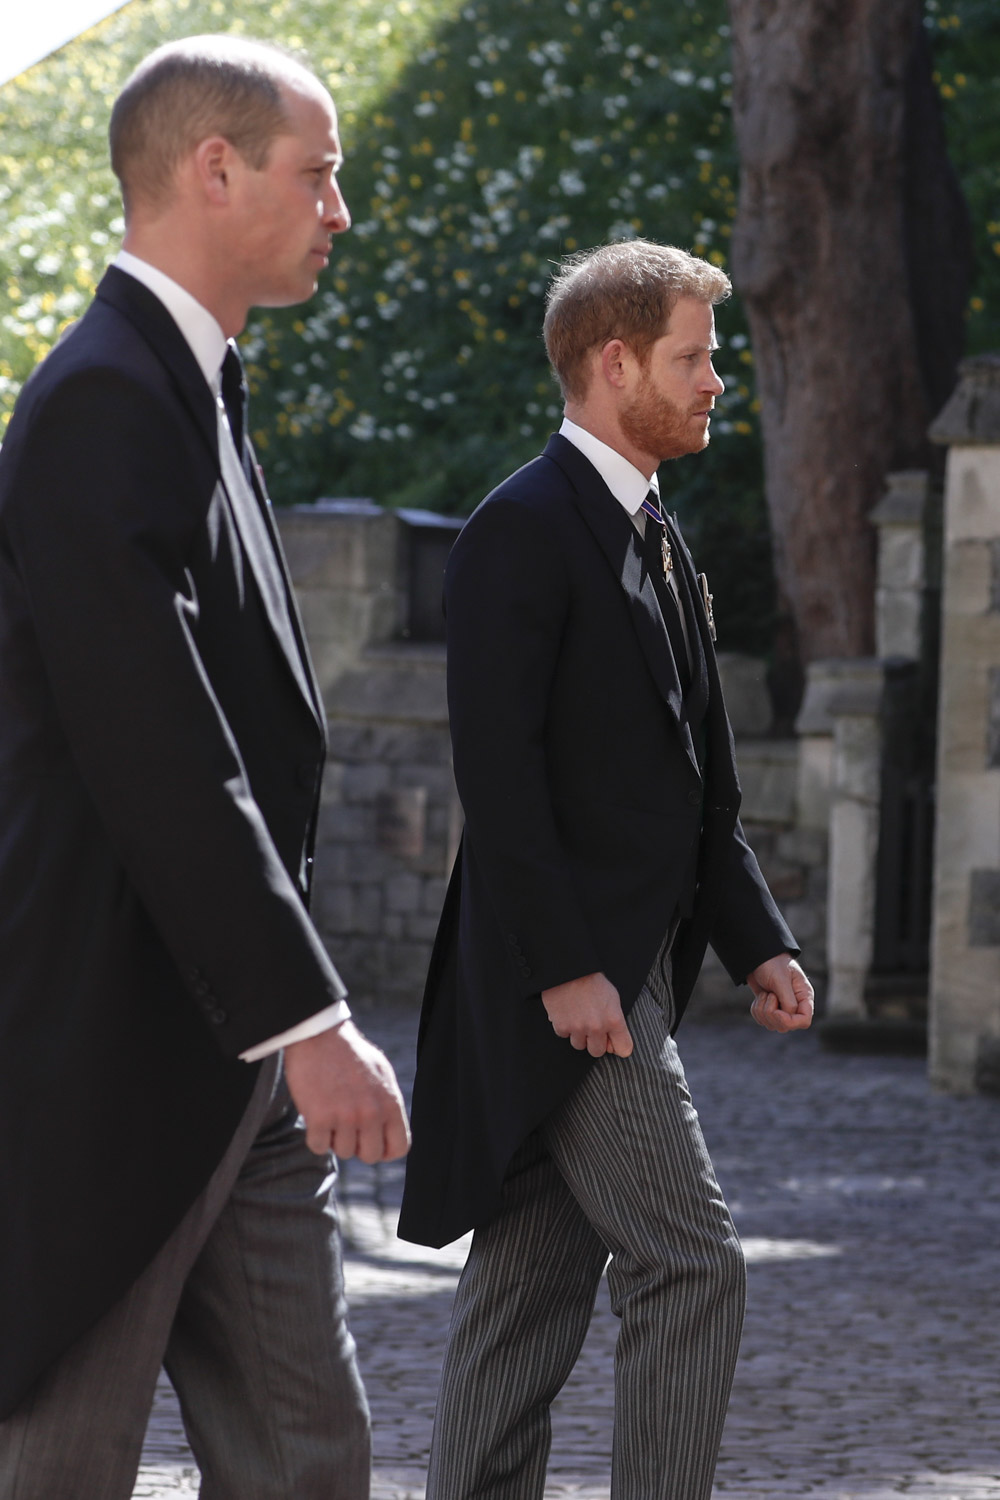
[444,494,602,996]
[707,816,800,985]
[4,367,345,1056]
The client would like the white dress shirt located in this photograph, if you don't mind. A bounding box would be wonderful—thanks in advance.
[112,252,350,1060]
[558,417,692,663]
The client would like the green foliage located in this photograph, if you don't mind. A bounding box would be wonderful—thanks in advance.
[926,0,1000,354]
[243,0,748,507]
[0,0,996,659]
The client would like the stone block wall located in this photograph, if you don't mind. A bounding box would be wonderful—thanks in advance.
[927,356,1000,1092]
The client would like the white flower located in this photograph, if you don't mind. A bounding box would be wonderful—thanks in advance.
[558,169,586,197]
[349,413,376,441]
[414,100,437,116]
[482,168,518,205]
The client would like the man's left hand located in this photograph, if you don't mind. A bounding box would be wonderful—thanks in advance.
[747,953,814,1033]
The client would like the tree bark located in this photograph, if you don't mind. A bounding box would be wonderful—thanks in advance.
[728,0,971,665]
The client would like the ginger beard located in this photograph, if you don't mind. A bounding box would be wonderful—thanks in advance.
[619,367,713,464]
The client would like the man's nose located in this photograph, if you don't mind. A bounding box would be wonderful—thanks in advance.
[325,184,351,235]
[705,362,725,397]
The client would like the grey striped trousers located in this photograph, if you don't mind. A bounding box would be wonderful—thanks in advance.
[426,958,746,1500]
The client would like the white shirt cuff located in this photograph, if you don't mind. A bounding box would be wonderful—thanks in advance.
[239,999,352,1062]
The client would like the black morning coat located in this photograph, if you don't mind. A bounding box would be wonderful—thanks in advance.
[397,433,798,1250]
[0,268,346,1417]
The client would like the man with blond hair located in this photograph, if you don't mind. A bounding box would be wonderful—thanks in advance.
[0,35,408,1498]
[399,239,814,1499]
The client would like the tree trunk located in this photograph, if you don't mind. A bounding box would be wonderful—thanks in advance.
[728,0,971,666]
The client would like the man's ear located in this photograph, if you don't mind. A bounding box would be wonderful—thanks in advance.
[192,136,237,205]
[600,338,633,390]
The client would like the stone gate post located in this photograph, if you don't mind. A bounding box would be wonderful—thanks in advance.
[928,355,1000,1092]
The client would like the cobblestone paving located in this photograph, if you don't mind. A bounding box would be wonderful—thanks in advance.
[135,1000,1000,1498]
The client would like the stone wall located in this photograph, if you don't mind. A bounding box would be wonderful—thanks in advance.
[927,356,1000,1093]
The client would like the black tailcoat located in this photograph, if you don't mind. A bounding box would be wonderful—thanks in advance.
[0,269,343,1416]
[398,434,796,1250]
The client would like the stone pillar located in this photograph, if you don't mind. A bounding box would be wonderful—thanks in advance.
[869,470,930,661]
[823,661,885,1017]
[927,354,1000,1093]
[794,661,840,837]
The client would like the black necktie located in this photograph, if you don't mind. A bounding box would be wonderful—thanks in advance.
[641,500,692,696]
[220,343,253,482]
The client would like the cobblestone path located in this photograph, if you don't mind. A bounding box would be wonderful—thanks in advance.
[134,1000,1000,1499]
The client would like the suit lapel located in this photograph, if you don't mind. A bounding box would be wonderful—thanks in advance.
[95,268,324,738]
[215,411,325,732]
[542,434,700,777]
[245,438,327,735]
[666,512,741,808]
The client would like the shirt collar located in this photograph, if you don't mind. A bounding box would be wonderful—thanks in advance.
[559,416,659,518]
[113,250,228,393]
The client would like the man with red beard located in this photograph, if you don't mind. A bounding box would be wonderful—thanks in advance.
[398,240,814,1500]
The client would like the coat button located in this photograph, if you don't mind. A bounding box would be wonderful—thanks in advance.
[686,790,701,807]
[207,1005,228,1025]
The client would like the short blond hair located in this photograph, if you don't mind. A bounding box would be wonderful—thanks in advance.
[543,239,732,402]
[109,35,319,215]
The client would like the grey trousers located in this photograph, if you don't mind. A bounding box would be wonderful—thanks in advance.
[0,1057,371,1500]
[426,961,745,1500]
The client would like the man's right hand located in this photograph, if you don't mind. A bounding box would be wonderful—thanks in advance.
[541,972,633,1058]
[283,1020,411,1163]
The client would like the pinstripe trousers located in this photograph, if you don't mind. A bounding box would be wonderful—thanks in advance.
[425,952,746,1500]
[0,1057,371,1500]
